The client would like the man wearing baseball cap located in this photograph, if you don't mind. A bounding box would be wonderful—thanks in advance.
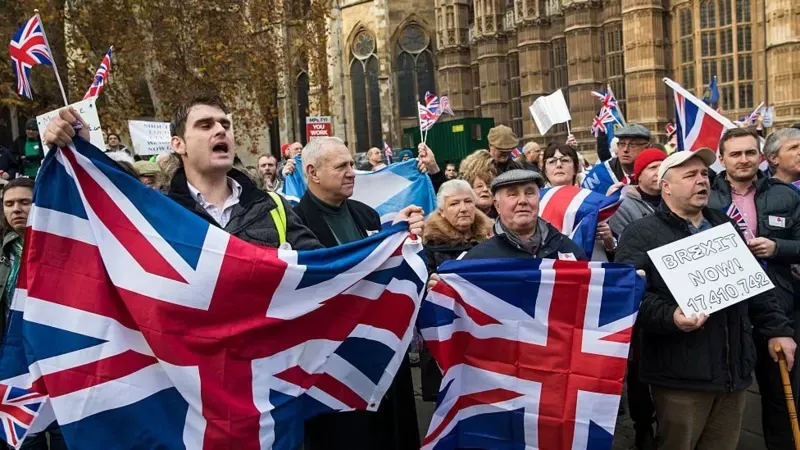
[463,169,585,260]
[486,125,525,175]
[615,148,796,449]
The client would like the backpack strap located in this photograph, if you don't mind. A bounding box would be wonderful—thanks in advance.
[267,192,287,245]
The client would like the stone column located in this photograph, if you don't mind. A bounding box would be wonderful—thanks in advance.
[621,0,669,140]
[435,0,474,118]
[562,0,604,152]
[518,0,552,143]
[765,0,800,128]
[475,0,510,126]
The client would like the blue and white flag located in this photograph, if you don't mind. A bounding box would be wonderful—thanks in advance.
[581,160,628,195]
[282,157,437,223]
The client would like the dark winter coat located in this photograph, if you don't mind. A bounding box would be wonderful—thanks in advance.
[615,203,793,392]
[293,193,382,249]
[708,172,800,318]
[0,146,19,179]
[422,209,493,274]
[0,231,20,342]
[464,217,586,261]
[168,168,322,250]
[293,191,420,450]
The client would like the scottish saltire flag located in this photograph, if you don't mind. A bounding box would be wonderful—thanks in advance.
[418,258,645,450]
[281,156,436,224]
[665,77,736,172]
[8,15,54,99]
[83,46,112,100]
[581,160,628,195]
[0,384,47,449]
[539,185,623,259]
[0,137,426,449]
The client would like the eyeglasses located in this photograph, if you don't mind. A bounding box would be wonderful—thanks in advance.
[617,140,648,150]
[545,157,573,167]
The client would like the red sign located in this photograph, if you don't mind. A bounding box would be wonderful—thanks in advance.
[306,116,333,140]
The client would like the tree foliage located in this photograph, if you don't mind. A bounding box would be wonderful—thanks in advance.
[2,0,331,152]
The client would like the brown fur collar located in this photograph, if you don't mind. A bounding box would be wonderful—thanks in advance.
[423,210,494,245]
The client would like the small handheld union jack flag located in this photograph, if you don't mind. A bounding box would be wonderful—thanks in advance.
[0,384,47,449]
[726,203,754,241]
[424,91,441,117]
[665,122,677,136]
[383,141,393,164]
[419,103,437,132]
[83,46,113,100]
[592,108,612,137]
[591,90,617,110]
[8,15,54,99]
[439,95,455,116]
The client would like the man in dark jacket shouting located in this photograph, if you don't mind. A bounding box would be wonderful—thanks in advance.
[615,148,796,450]
[706,126,800,450]
[464,169,586,260]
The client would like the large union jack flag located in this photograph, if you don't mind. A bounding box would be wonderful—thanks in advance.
[418,258,644,450]
[8,15,54,99]
[539,185,622,259]
[0,384,47,449]
[0,138,426,449]
[83,46,112,100]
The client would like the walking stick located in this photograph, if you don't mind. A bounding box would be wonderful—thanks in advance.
[774,343,800,450]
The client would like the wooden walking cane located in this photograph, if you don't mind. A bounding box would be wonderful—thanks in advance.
[774,343,800,450]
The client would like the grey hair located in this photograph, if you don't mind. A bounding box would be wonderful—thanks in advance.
[522,142,539,154]
[436,179,476,210]
[763,128,800,171]
[301,137,346,173]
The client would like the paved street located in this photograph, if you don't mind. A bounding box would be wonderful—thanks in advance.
[411,367,767,449]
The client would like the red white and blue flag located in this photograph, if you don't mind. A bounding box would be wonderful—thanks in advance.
[383,141,393,164]
[425,91,441,117]
[726,203,754,240]
[511,147,523,159]
[440,95,455,116]
[581,160,629,195]
[8,15,54,99]
[0,384,47,449]
[83,46,112,100]
[419,103,438,132]
[418,258,644,450]
[0,138,426,449]
[665,78,736,171]
[592,109,612,137]
[539,185,623,259]
[591,90,617,110]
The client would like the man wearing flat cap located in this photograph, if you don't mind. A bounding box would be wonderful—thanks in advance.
[610,123,651,182]
[463,169,586,260]
[487,125,525,175]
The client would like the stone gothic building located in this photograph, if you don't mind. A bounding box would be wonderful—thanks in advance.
[277,0,799,158]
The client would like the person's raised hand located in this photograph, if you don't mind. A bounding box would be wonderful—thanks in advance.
[417,143,440,175]
[282,158,296,176]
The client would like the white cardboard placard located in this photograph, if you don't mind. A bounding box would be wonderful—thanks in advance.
[36,98,104,153]
[129,120,172,156]
[647,222,774,316]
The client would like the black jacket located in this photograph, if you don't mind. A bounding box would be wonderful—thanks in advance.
[294,192,382,248]
[168,168,322,250]
[708,172,800,317]
[615,203,793,392]
[464,218,586,260]
[11,136,44,174]
[0,146,18,179]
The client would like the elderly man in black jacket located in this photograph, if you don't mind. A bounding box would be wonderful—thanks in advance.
[616,148,796,450]
[463,170,586,260]
[293,136,424,450]
[706,126,800,450]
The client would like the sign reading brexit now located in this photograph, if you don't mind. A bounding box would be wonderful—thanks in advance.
[647,222,774,316]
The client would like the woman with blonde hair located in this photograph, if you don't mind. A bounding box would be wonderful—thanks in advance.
[459,149,498,219]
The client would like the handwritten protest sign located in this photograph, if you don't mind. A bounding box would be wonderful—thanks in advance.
[647,222,774,316]
[36,98,104,153]
[129,120,172,156]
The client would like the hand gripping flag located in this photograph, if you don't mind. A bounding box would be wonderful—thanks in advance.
[0,137,427,449]
[418,258,645,450]
[282,156,436,224]
[8,16,54,99]
[83,46,112,100]
[539,185,623,259]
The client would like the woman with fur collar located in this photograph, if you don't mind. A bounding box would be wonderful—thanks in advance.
[419,180,493,401]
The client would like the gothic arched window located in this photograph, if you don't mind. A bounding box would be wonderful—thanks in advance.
[350,30,383,153]
[395,24,436,118]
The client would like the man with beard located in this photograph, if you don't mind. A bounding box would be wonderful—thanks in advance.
[294,136,424,450]
[257,153,282,192]
[707,126,800,450]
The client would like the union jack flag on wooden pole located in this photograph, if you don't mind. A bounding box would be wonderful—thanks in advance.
[8,12,67,104]
[83,46,113,100]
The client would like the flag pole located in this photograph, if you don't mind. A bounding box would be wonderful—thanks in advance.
[774,343,800,450]
[35,10,69,106]
[565,120,572,136]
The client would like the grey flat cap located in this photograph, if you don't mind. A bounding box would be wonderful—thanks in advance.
[490,169,545,193]
[615,123,651,140]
